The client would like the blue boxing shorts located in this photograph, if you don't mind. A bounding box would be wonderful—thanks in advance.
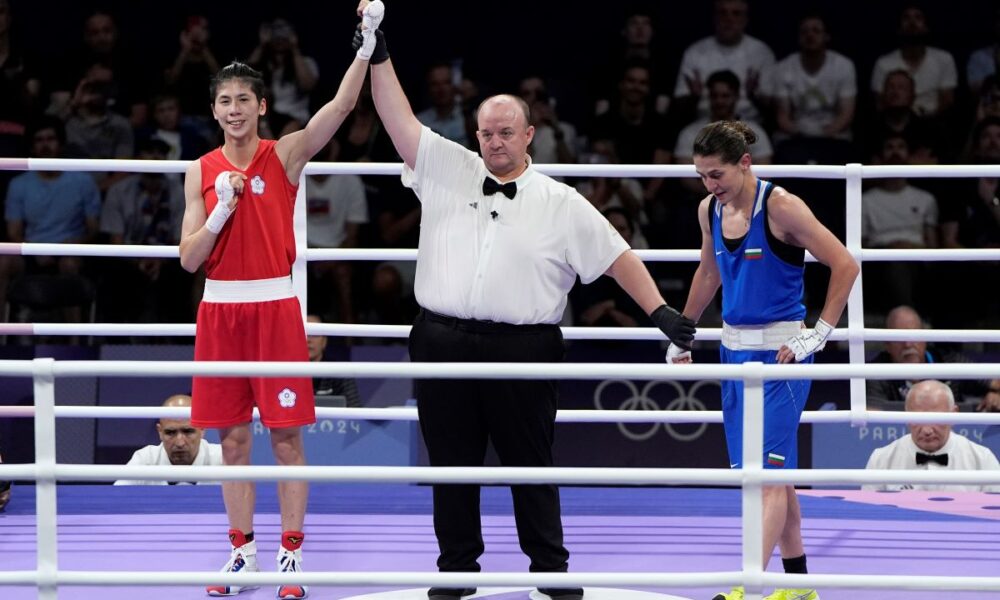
[719,347,812,469]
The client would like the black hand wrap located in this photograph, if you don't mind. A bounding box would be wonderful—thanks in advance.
[352,25,390,64]
[650,304,696,351]
[351,24,363,52]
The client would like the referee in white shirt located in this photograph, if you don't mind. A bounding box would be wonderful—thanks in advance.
[355,21,696,600]
[864,379,1000,492]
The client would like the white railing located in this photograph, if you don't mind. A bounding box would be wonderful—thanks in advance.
[3,359,1000,600]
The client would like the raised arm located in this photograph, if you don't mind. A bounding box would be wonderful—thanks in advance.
[276,2,386,181]
[367,47,423,169]
[275,56,370,182]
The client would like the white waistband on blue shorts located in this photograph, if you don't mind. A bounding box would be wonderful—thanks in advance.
[721,320,803,351]
[203,276,294,303]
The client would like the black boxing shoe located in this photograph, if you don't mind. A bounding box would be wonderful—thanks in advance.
[427,588,476,599]
[537,588,584,599]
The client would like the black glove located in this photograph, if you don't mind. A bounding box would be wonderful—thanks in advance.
[352,25,390,64]
[650,304,696,351]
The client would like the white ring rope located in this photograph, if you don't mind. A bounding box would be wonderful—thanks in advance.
[4,242,1000,263]
[7,157,1000,179]
[1,571,999,593]
[4,463,1000,488]
[1,404,999,425]
[4,158,1000,598]
[4,322,1000,344]
[0,358,996,380]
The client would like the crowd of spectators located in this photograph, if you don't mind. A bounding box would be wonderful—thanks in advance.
[0,0,997,351]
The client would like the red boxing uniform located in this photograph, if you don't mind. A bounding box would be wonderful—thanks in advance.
[191,139,315,429]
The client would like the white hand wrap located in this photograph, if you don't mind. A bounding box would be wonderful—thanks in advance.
[784,318,833,362]
[665,342,692,364]
[206,171,235,234]
[356,1,385,61]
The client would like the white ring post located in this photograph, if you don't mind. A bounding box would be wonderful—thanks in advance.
[845,163,867,425]
[741,361,765,600]
[32,357,58,600]
[293,172,308,321]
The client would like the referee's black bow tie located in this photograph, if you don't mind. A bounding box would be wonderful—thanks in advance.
[482,177,517,199]
[916,452,948,466]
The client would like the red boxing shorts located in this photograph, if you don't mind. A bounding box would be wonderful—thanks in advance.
[192,277,315,429]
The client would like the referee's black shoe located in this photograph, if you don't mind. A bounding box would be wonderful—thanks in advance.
[537,587,584,599]
[427,587,475,599]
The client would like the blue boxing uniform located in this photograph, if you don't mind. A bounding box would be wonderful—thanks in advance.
[712,179,811,469]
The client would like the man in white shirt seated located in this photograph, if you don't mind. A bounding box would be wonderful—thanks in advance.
[114,394,223,486]
[864,380,1000,492]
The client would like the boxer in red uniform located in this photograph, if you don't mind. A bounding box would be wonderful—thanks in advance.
[179,4,386,598]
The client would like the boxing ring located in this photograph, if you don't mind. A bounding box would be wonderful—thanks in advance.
[2,159,1000,600]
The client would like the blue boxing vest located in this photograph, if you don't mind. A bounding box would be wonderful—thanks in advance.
[711,179,805,325]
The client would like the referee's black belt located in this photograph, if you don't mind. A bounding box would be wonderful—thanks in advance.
[419,309,558,334]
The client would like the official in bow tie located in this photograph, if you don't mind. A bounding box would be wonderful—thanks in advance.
[362,28,696,600]
[864,380,1000,492]
[915,452,948,466]
[482,177,517,199]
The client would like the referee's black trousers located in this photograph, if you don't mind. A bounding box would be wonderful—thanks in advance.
[409,309,570,574]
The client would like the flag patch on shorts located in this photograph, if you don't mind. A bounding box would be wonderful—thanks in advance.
[278,388,298,408]
[767,452,785,466]
[745,248,763,260]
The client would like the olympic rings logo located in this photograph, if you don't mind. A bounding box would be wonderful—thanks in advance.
[593,379,721,442]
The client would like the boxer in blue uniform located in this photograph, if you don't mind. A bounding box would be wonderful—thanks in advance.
[669,121,859,600]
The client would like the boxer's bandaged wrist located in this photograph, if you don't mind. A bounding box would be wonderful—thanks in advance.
[356,28,376,60]
[814,318,833,341]
[214,171,235,203]
[356,0,385,61]
[205,199,234,234]
[207,171,235,234]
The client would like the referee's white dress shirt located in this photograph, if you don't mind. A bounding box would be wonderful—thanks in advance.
[402,127,629,325]
[113,440,223,486]
[863,433,1000,492]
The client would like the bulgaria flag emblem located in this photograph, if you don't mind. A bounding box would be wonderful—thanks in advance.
[745,248,763,260]
[767,452,785,467]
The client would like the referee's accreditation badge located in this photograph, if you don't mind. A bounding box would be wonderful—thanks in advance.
[744,248,763,260]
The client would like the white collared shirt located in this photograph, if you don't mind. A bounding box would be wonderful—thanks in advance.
[113,440,224,486]
[863,434,1000,492]
[402,127,629,325]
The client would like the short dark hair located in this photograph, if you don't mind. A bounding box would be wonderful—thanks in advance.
[602,206,635,236]
[150,92,180,109]
[797,10,828,29]
[973,116,1000,145]
[693,120,757,164]
[706,70,740,93]
[209,61,266,103]
[28,116,66,145]
[884,68,915,90]
[137,137,171,158]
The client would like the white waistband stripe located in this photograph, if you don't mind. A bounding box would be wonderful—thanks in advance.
[202,276,294,303]
[722,321,803,351]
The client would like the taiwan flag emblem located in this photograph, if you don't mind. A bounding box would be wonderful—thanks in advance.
[745,248,763,260]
